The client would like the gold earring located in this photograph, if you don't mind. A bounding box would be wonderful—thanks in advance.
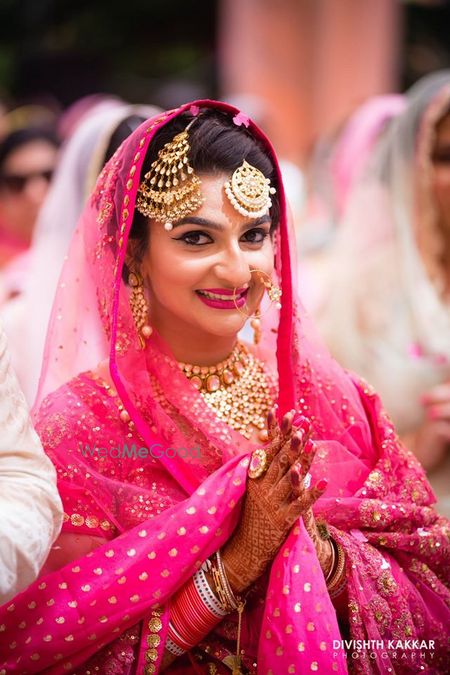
[128,271,152,348]
[250,307,262,345]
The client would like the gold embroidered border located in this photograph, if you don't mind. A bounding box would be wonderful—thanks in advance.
[63,512,112,531]
[144,609,163,674]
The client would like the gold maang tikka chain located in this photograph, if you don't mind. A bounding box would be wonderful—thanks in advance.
[178,342,276,441]
[136,120,203,230]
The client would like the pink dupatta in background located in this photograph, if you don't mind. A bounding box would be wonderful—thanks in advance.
[0,101,448,674]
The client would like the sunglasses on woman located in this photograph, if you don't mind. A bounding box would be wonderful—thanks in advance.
[0,169,54,193]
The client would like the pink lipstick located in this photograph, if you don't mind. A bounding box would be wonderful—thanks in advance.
[196,287,249,309]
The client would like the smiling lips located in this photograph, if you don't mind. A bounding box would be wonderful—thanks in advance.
[196,286,249,309]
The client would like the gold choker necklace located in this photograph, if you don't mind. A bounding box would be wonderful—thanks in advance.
[178,342,275,441]
[178,342,248,393]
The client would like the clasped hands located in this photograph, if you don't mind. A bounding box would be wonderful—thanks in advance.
[222,408,331,594]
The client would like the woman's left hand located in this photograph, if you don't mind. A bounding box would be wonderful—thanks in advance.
[286,416,332,577]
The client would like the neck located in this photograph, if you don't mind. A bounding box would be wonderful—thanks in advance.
[150,306,238,365]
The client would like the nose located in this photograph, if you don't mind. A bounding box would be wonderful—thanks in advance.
[213,242,251,288]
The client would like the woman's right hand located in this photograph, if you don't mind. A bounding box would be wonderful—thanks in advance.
[405,381,450,470]
[221,408,326,594]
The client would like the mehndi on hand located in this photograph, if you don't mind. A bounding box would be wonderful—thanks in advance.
[222,409,328,593]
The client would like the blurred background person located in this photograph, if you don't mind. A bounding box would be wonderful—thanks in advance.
[300,95,407,250]
[0,125,59,273]
[57,93,121,141]
[0,320,62,603]
[298,94,406,312]
[312,71,450,515]
[0,100,159,404]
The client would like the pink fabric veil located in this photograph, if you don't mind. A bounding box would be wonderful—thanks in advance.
[330,94,407,218]
[298,95,405,257]
[0,101,448,674]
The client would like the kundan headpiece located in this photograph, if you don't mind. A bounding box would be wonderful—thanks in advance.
[136,124,203,230]
[136,116,276,229]
[225,160,276,218]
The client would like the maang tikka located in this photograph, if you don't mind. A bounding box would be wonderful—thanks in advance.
[136,114,276,228]
[225,160,276,218]
[136,121,203,230]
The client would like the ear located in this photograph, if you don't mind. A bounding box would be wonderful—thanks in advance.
[125,237,142,273]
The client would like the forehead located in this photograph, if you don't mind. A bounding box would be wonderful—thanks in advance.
[195,172,250,224]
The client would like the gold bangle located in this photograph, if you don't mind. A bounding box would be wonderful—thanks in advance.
[324,538,336,582]
[327,540,346,592]
[328,575,347,599]
[211,562,231,612]
[215,551,246,675]
[216,551,239,611]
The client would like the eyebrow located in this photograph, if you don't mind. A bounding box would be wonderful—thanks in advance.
[171,215,272,231]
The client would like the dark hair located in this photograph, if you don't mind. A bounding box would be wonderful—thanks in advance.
[103,114,148,166]
[127,109,279,272]
[0,127,60,173]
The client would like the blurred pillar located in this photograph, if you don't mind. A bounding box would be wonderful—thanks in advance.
[219,0,402,164]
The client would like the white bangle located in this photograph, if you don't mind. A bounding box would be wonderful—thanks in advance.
[166,623,187,656]
[194,567,228,618]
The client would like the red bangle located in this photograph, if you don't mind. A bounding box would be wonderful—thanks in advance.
[177,582,215,635]
[169,574,221,650]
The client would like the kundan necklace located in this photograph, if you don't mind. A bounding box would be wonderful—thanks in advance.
[178,342,275,441]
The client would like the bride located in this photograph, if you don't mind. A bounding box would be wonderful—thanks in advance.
[0,101,448,674]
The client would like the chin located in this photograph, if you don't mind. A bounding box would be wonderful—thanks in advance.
[200,314,246,338]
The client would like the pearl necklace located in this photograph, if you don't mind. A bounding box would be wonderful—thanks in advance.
[178,342,275,441]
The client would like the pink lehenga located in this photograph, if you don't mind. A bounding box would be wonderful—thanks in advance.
[0,101,448,674]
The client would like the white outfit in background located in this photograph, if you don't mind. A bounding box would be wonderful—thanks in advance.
[0,323,62,603]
